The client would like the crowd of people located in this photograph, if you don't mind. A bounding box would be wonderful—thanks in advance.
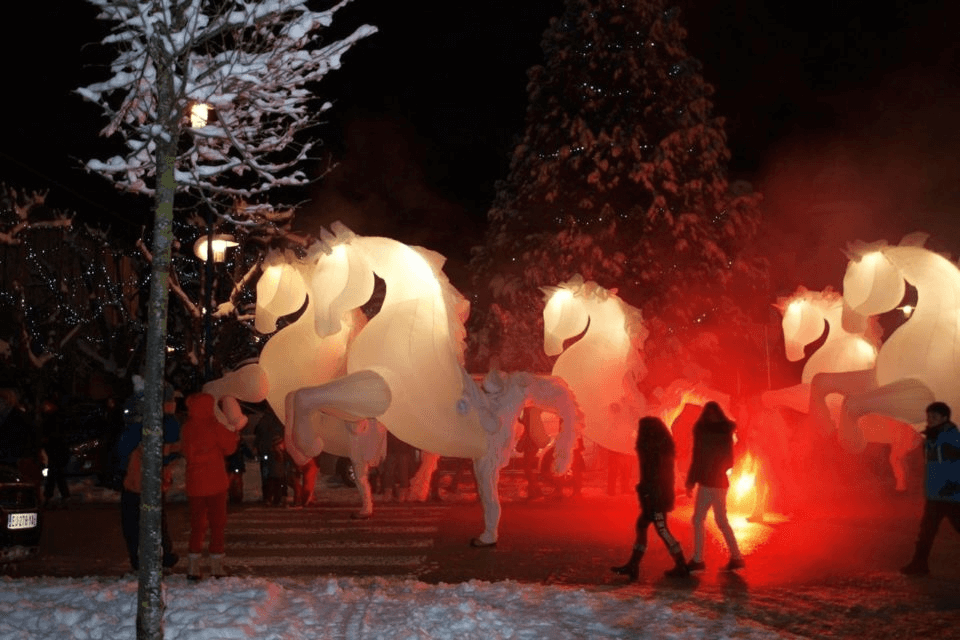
[2,377,958,582]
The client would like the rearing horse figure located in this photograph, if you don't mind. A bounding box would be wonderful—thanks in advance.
[284,223,584,545]
[542,275,648,454]
[809,233,960,460]
[762,286,880,415]
[760,286,918,490]
[204,246,387,515]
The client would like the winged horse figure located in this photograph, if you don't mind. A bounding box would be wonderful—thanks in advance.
[808,233,958,479]
[758,286,919,490]
[541,275,648,454]
[269,223,584,545]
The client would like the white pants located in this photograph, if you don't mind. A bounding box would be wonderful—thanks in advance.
[691,485,742,562]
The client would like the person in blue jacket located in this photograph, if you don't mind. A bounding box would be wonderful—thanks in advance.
[116,380,181,571]
[901,401,960,576]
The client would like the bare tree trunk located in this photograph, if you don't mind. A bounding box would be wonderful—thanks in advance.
[137,34,182,640]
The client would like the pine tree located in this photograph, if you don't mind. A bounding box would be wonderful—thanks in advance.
[471,0,767,392]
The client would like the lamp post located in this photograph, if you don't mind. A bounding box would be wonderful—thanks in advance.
[193,233,237,380]
[188,100,238,381]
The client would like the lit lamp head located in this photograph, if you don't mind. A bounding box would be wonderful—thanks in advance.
[190,102,210,129]
[193,234,238,263]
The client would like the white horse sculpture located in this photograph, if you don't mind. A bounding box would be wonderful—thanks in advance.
[542,275,648,454]
[279,223,584,545]
[205,247,386,516]
[808,234,956,476]
[762,286,880,415]
[757,286,919,491]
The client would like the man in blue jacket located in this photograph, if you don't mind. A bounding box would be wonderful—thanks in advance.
[901,401,960,576]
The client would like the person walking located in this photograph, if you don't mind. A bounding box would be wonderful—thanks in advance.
[901,401,960,575]
[181,392,242,580]
[611,416,690,580]
[685,401,744,572]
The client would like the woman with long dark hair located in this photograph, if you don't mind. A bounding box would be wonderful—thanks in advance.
[611,416,689,580]
[685,401,744,572]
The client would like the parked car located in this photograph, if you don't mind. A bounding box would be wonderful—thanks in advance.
[0,464,42,563]
[43,400,123,489]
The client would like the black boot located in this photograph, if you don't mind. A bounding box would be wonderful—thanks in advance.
[900,558,929,576]
[611,545,644,581]
[664,551,690,578]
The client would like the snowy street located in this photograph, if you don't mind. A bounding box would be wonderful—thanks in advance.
[3,471,959,639]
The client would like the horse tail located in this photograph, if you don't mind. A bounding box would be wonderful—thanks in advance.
[529,374,585,475]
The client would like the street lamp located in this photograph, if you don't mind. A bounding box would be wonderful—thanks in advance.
[193,233,237,381]
[192,234,238,263]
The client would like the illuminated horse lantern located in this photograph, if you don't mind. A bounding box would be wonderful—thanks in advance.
[542,276,648,454]
[278,223,583,545]
[762,286,880,415]
[760,286,920,490]
[809,233,960,460]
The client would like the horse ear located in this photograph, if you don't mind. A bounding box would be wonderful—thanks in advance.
[330,220,356,241]
[899,231,929,248]
[317,227,336,254]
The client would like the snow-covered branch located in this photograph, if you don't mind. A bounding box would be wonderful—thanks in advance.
[78,0,377,212]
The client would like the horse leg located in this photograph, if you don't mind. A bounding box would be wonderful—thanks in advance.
[352,459,374,518]
[841,379,933,456]
[471,454,502,546]
[408,451,439,502]
[808,369,877,436]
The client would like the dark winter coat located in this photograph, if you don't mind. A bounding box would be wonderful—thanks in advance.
[181,393,238,497]
[686,416,735,489]
[923,421,960,503]
[636,419,676,514]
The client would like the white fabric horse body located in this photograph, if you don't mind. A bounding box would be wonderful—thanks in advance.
[760,286,919,490]
[805,235,959,486]
[276,223,584,544]
[542,276,648,454]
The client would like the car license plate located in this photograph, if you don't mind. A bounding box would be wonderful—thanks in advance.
[7,512,37,530]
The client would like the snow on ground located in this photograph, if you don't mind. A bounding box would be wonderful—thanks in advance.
[6,467,796,639]
[0,574,789,640]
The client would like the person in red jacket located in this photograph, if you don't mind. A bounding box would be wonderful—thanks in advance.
[181,393,240,580]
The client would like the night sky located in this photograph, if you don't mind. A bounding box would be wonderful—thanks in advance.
[2,0,958,290]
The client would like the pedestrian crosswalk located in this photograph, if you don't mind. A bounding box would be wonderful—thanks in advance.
[194,503,445,578]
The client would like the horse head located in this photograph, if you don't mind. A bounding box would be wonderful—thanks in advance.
[306,223,376,338]
[777,286,833,362]
[254,249,308,334]
[841,240,905,320]
[541,277,590,357]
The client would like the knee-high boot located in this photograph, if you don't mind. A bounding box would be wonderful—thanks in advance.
[611,545,645,581]
[664,550,690,577]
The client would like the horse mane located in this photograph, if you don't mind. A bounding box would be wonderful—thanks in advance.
[410,244,471,365]
[774,285,842,314]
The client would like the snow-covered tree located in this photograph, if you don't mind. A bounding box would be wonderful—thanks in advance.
[77,2,375,637]
[470,0,767,392]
